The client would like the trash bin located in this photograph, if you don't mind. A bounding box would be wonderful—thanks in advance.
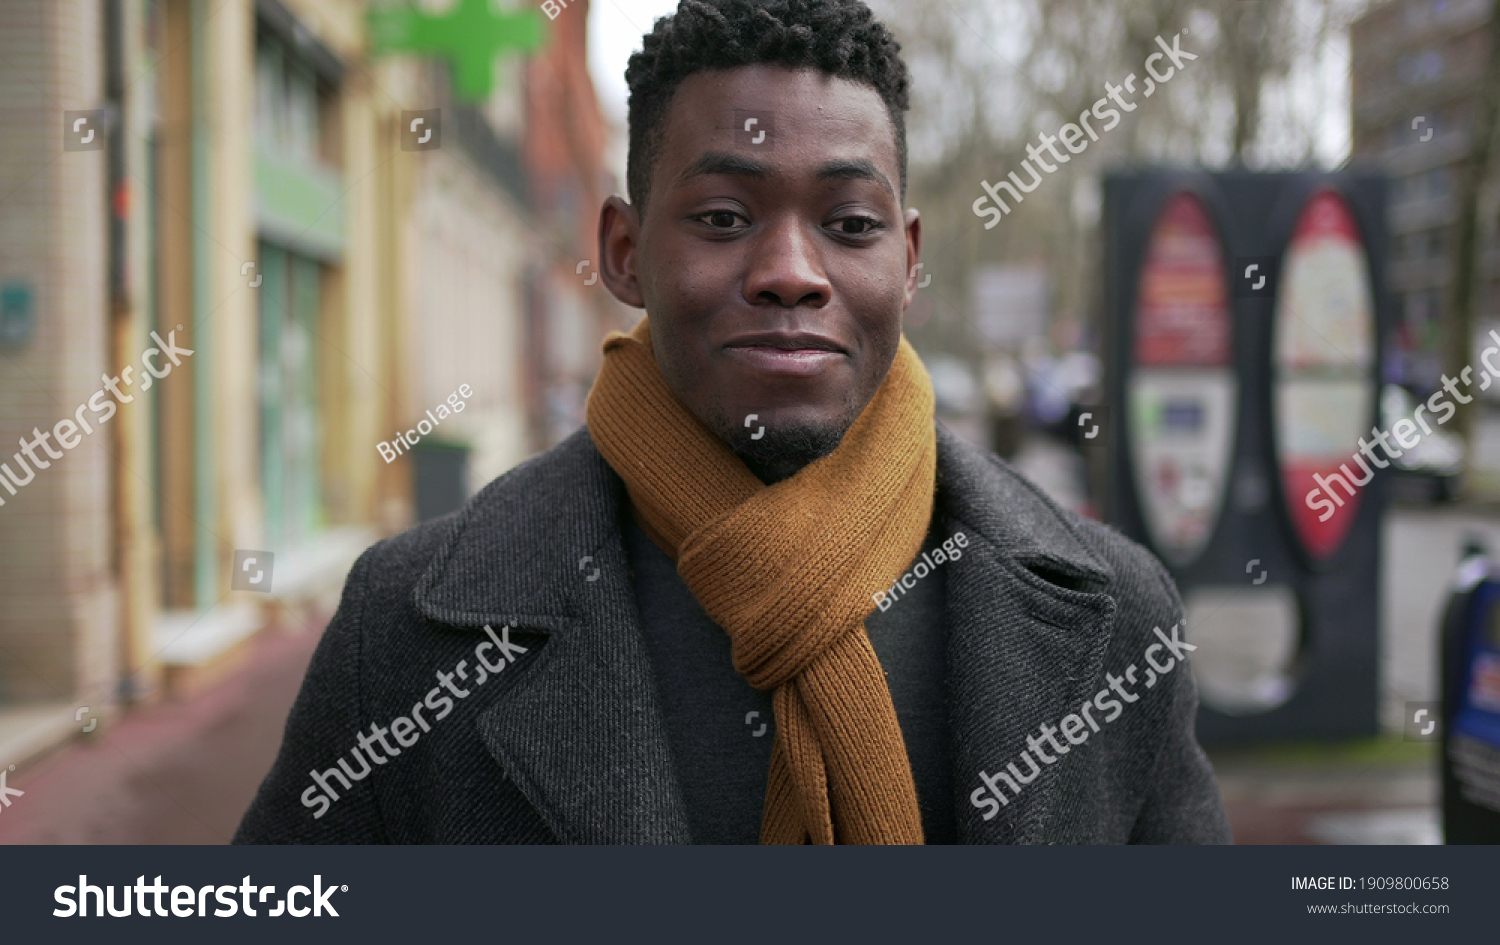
[410,439,471,523]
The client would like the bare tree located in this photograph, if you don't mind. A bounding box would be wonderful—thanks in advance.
[872,0,1371,367]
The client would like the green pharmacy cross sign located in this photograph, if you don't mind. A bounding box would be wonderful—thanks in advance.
[368,0,545,101]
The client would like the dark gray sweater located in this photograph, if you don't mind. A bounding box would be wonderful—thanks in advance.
[625,514,956,844]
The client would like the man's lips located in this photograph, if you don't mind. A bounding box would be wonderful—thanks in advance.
[722,331,847,378]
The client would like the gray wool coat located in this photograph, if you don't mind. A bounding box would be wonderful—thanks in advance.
[233,425,1232,844]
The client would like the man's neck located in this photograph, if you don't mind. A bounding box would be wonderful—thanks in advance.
[735,451,804,486]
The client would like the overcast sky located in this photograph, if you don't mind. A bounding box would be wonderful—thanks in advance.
[583,0,676,196]
[586,0,678,126]
[579,0,1352,192]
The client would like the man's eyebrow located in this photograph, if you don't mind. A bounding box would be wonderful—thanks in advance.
[815,158,894,197]
[675,151,894,197]
[677,151,769,185]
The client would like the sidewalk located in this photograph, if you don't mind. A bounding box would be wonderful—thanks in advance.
[0,614,326,844]
[1210,740,1440,844]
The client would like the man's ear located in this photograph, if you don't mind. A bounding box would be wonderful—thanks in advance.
[902,207,923,308]
[599,195,646,308]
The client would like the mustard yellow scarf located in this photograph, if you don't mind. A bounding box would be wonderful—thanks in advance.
[585,317,936,844]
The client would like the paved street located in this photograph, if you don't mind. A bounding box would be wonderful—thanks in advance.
[0,621,322,844]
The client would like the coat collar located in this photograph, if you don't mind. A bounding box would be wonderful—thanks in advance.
[413,425,1118,844]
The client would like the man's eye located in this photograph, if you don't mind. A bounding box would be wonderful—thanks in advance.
[696,210,745,229]
[832,216,883,236]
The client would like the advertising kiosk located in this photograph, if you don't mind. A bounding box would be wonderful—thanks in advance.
[1102,170,1387,742]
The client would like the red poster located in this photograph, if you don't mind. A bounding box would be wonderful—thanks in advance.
[1134,193,1231,368]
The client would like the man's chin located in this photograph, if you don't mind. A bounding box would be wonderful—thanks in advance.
[731,423,846,485]
[702,404,849,485]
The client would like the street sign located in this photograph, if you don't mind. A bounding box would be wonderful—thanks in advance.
[972,263,1049,350]
[368,0,545,101]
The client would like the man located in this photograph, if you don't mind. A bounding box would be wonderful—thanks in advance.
[235,0,1230,845]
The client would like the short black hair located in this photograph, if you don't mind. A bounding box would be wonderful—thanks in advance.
[624,0,911,214]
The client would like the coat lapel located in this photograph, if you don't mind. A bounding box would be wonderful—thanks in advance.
[935,427,1119,843]
[411,430,692,844]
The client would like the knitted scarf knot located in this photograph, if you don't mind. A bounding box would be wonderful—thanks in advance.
[585,317,936,844]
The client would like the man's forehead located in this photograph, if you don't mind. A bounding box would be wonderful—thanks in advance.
[656,66,897,184]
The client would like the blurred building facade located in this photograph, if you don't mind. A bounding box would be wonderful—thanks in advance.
[0,0,621,768]
[522,0,634,450]
[1351,0,1496,395]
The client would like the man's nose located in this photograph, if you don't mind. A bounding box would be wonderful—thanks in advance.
[742,216,831,308]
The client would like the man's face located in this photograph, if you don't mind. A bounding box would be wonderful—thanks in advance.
[599,65,921,482]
